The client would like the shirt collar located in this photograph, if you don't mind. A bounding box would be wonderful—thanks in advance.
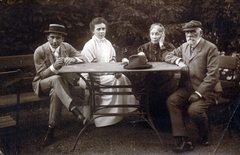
[93,35,106,43]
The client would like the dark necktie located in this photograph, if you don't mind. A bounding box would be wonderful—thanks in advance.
[190,46,194,56]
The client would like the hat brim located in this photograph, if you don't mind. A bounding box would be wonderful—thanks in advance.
[44,30,67,36]
[182,27,199,31]
[124,64,153,69]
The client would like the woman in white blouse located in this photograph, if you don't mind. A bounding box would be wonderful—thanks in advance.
[79,17,138,127]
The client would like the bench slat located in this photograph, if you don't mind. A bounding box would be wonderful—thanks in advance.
[0,92,48,107]
[0,116,16,128]
[0,54,34,70]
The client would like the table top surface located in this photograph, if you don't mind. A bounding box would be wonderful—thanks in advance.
[59,62,181,73]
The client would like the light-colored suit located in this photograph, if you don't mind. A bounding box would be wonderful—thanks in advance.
[165,38,220,138]
[32,42,86,126]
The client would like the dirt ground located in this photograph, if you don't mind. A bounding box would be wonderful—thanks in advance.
[1,106,240,155]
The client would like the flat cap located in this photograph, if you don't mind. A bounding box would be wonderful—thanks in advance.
[182,20,202,31]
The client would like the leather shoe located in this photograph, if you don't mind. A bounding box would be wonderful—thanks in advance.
[172,140,193,153]
[201,137,210,146]
[71,106,85,122]
[42,128,54,147]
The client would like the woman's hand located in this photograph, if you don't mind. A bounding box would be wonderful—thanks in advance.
[121,58,129,65]
[114,73,122,79]
[78,73,88,89]
[159,33,165,49]
[78,78,86,89]
[137,52,145,56]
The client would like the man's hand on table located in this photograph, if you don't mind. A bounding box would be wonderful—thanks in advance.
[64,57,76,65]
[178,61,189,75]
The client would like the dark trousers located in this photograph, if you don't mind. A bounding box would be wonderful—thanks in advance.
[142,76,176,131]
[166,88,214,138]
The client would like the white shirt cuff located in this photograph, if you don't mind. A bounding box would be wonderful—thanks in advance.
[195,91,202,98]
[50,65,59,74]
[175,58,182,65]
[75,57,83,63]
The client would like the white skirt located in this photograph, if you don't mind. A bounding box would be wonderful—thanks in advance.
[92,74,139,127]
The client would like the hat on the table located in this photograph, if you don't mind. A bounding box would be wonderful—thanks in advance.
[182,20,202,31]
[124,55,152,69]
[44,24,67,35]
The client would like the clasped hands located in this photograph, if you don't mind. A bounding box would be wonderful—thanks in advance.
[53,57,76,70]
[108,60,123,79]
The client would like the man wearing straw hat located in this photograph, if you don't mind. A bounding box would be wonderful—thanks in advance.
[32,24,87,146]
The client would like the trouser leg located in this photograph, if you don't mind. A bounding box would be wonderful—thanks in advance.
[40,75,85,147]
[49,88,63,126]
[166,88,190,137]
[40,75,73,126]
[188,98,213,138]
[40,75,73,111]
[40,75,85,123]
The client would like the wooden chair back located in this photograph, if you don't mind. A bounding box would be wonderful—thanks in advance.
[219,56,238,88]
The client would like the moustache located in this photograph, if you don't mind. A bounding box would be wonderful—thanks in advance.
[187,38,195,41]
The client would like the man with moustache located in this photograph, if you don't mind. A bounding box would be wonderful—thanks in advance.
[165,20,220,153]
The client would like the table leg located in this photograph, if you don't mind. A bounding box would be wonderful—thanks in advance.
[71,73,166,151]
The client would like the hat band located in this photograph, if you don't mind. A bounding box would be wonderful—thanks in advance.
[49,26,65,33]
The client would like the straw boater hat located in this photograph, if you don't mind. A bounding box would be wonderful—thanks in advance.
[124,54,152,69]
[44,24,67,36]
[182,20,202,31]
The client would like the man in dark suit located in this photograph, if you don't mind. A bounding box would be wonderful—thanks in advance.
[32,24,87,146]
[165,20,220,153]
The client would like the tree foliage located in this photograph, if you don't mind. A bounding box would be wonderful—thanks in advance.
[200,0,240,53]
[0,0,239,57]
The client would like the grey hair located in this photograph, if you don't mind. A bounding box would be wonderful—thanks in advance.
[149,23,165,33]
[196,28,203,35]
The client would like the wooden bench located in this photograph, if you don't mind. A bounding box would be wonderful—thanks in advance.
[0,54,85,114]
[0,54,49,114]
[0,54,85,154]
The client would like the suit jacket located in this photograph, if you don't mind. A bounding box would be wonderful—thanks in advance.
[165,38,220,99]
[32,42,87,97]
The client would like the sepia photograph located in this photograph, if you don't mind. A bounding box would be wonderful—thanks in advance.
[0,0,240,154]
